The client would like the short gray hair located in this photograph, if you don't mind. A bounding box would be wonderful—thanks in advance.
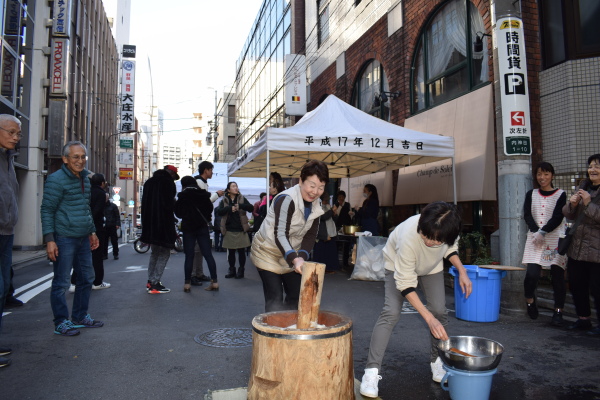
[0,114,21,126]
[62,141,87,157]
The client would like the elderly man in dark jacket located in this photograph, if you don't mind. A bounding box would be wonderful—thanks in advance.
[141,165,179,294]
[41,141,103,337]
[0,114,21,366]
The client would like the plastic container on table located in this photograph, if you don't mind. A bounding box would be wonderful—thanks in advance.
[449,265,506,322]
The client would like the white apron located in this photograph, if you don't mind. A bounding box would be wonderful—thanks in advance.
[522,189,567,269]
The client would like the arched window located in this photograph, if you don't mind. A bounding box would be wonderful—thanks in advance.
[412,0,489,113]
[351,59,390,121]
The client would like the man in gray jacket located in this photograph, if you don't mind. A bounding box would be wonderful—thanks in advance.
[41,142,103,336]
[0,114,21,367]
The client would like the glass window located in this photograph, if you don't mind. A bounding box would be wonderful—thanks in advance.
[351,60,390,121]
[411,0,488,113]
[318,1,329,47]
[540,0,600,68]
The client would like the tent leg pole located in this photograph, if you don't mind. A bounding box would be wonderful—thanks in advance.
[452,157,457,205]
[266,150,270,195]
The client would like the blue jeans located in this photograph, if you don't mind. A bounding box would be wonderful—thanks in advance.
[183,227,217,282]
[0,234,14,330]
[50,235,95,326]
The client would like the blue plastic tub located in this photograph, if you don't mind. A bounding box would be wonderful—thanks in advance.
[441,365,497,400]
[449,265,506,322]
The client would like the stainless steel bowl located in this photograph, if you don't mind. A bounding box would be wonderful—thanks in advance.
[437,336,504,371]
[342,225,361,235]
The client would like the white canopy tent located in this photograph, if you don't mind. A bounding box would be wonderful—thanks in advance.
[228,95,457,202]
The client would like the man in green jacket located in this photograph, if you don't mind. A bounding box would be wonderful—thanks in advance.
[41,141,103,336]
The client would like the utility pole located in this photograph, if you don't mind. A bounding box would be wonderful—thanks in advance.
[491,0,532,315]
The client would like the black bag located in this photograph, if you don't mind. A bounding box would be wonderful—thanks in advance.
[557,228,572,256]
[252,213,265,233]
[195,206,214,231]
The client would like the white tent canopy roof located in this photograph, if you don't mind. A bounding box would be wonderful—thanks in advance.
[228,95,455,179]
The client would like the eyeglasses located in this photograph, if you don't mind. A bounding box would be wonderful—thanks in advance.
[67,155,87,161]
[588,164,600,170]
[0,126,22,139]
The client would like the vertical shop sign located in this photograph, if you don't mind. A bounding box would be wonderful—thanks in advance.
[120,60,136,132]
[50,38,70,97]
[3,0,20,35]
[284,54,307,116]
[497,16,532,156]
[52,0,72,37]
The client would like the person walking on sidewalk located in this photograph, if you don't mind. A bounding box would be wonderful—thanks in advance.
[0,114,22,366]
[41,141,104,337]
[141,165,179,294]
[191,161,224,285]
[218,182,253,279]
[251,160,328,312]
[359,202,472,398]
[104,194,121,260]
[89,174,110,290]
[561,153,600,335]
[174,176,219,292]
[522,162,567,325]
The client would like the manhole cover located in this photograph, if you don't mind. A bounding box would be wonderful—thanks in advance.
[194,328,253,348]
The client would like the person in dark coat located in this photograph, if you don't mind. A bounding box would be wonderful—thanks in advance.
[141,165,179,294]
[104,194,121,260]
[89,174,110,289]
[353,184,380,235]
[174,176,219,292]
[70,174,110,291]
[333,190,352,269]
[213,199,224,252]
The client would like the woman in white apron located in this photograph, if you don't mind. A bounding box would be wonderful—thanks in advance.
[522,162,567,326]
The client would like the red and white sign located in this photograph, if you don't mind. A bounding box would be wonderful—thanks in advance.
[50,38,70,97]
[510,111,525,126]
[113,187,121,195]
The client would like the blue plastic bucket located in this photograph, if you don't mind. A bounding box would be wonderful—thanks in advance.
[440,365,497,400]
[449,265,506,322]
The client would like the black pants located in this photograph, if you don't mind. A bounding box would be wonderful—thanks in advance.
[227,248,246,272]
[567,258,600,320]
[103,226,119,257]
[523,263,566,309]
[257,268,301,313]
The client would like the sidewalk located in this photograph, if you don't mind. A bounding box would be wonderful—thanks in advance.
[12,249,47,267]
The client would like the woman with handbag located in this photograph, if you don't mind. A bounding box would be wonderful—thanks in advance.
[562,154,600,335]
[312,191,339,273]
[521,162,567,325]
[218,182,254,279]
[174,176,219,292]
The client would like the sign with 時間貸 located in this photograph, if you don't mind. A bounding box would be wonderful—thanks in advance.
[496,16,532,156]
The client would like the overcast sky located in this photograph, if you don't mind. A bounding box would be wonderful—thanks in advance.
[129,0,264,136]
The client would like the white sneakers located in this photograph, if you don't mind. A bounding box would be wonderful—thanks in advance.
[430,357,445,382]
[92,282,111,290]
[68,284,75,294]
[360,368,382,398]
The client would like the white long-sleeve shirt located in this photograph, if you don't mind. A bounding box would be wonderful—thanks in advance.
[383,215,458,292]
[196,177,219,203]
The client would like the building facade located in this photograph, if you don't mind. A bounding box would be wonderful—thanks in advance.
[1,0,119,248]
[235,0,304,155]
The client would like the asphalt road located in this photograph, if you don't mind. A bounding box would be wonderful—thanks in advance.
[2,244,599,399]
